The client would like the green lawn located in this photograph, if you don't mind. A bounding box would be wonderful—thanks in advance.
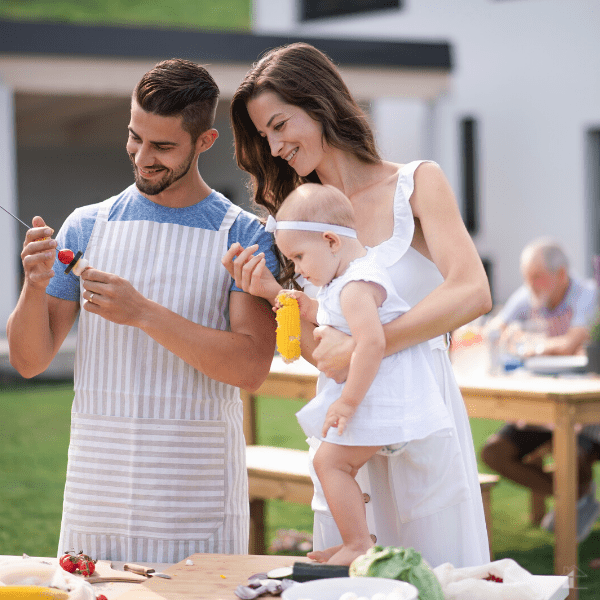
[0,0,251,32]
[3,381,600,596]
[0,380,72,557]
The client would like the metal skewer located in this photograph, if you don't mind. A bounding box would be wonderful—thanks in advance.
[1,204,30,231]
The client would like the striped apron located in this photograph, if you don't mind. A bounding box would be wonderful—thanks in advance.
[57,198,248,563]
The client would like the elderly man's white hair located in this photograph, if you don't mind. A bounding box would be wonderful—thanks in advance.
[520,237,569,273]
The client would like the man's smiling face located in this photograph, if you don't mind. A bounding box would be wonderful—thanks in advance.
[126,99,197,196]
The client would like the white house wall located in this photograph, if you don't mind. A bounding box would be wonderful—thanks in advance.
[254,0,600,302]
[0,78,18,331]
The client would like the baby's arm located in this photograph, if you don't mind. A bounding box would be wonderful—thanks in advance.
[322,280,386,437]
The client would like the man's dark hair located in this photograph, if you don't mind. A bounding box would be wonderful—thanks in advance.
[134,58,220,143]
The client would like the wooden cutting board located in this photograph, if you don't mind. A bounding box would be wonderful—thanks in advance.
[115,553,310,600]
[86,561,148,583]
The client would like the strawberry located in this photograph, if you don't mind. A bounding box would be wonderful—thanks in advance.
[96,595,108,600]
[59,551,79,573]
[58,249,75,265]
[484,573,503,582]
[77,555,96,577]
[59,549,97,577]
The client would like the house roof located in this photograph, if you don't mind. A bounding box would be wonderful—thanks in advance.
[0,18,451,70]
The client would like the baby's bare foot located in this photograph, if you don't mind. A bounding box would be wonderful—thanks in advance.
[307,544,342,563]
[327,544,372,566]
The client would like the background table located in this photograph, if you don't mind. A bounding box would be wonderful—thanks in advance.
[455,371,600,600]
[243,356,600,599]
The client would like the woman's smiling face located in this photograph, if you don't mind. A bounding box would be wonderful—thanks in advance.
[246,91,327,177]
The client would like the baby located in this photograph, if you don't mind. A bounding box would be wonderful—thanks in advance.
[269,183,451,565]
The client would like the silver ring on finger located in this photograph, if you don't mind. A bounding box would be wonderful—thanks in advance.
[89,293,94,303]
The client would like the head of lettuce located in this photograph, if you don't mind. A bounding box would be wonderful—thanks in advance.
[350,546,444,600]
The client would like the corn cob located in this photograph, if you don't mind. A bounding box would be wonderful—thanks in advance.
[276,291,301,363]
[0,587,69,599]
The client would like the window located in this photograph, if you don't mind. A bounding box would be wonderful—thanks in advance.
[460,117,480,235]
[586,129,600,269]
[301,0,401,21]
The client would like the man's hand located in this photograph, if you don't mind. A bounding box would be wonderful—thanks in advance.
[81,268,148,327]
[322,398,356,437]
[21,216,56,290]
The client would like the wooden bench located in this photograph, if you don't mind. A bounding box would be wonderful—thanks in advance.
[246,444,499,557]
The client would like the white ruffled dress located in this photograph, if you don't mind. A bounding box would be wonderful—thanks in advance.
[296,248,452,450]
[308,161,491,569]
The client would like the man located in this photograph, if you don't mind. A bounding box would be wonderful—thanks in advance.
[7,59,277,562]
[482,237,600,541]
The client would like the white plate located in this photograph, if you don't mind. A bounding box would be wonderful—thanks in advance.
[281,576,419,600]
[524,355,588,375]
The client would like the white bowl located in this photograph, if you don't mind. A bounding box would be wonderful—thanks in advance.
[281,576,419,600]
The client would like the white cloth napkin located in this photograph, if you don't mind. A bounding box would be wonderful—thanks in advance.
[433,558,545,600]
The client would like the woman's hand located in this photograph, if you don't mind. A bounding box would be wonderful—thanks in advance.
[222,242,282,304]
[312,326,355,383]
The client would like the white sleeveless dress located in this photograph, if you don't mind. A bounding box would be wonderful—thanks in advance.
[309,161,491,568]
[296,248,452,448]
[57,198,249,563]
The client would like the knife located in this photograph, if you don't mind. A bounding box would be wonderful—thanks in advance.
[124,563,172,579]
[267,562,349,582]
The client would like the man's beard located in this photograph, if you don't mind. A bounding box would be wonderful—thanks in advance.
[129,148,196,196]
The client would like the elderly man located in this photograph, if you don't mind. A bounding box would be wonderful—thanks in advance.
[482,238,600,541]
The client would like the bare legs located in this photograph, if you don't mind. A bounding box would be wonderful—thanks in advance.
[307,442,381,565]
[481,433,595,499]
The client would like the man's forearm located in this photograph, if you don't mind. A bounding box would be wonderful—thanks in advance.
[299,319,319,366]
[542,328,589,356]
[7,285,56,377]
[137,299,274,392]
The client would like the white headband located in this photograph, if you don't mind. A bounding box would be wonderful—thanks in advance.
[265,215,357,238]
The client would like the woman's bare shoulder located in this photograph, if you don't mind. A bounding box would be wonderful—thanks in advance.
[386,160,446,187]
[411,161,460,222]
[413,160,446,182]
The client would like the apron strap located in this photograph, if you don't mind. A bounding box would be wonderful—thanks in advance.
[220,204,242,231]
[86,197,117,258]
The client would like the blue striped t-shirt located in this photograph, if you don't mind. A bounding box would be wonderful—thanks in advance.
[47,184,279,302]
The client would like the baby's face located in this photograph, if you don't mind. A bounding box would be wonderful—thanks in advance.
[276,230,338,287]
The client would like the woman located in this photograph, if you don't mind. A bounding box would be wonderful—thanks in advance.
[223,42,492,568]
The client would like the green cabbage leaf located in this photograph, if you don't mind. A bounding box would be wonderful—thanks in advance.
[349,546,444,600]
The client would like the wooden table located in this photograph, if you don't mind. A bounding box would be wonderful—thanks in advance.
[241,356,319,447]
[0,553,570,599]
[114,553,569,600]
[115,553,309,600]
[455,371,600,600]
[242,356,600,599]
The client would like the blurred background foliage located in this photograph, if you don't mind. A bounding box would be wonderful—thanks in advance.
[0,0,251,31]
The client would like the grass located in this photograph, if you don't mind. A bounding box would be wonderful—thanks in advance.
[0,380,72,557]
[3,380,600,596]
[0,0,251,32]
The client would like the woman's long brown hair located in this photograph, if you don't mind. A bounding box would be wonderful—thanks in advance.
[231,42,381,285]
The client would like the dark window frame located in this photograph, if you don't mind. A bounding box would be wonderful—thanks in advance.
[460,117,479,236]
[301,0,402,21]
